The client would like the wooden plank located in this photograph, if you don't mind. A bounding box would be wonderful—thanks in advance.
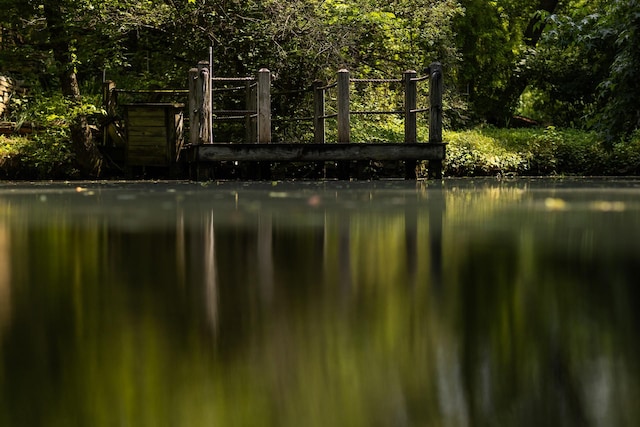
[128,128,168,138]
[190,143,446,162]
[128,141,167,149]
[129,145,167,155]
[127,107,166,116]
[128,116,167,127]
[127,145,168,165]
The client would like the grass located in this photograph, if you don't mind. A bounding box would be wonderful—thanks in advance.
[0,132,75,179]
[442,127,640,177]
[1,124,640,179]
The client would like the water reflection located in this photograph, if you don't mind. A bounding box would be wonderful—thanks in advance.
[0,179,638,426]
[0,213,10,342]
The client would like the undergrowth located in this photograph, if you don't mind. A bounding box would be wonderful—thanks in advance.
[3,102,640,178]
[442,127,640,177]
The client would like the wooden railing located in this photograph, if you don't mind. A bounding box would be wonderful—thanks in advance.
[101,62,445,178]
[188,62,443,149]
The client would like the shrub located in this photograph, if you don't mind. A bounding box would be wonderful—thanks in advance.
[442,126,640,177]
[1,90,103,178]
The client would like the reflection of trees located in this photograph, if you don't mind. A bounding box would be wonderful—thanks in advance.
[0,213,10,342]
[443,203,640,426]
[0,185,639,426]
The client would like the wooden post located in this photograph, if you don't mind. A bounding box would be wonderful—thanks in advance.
[246,80,257,143]
[337,69,350,144]
[404,70,417,179]
[429,62,443,179]
[313,80,325,144]
[257,68,271,144]
[102,80,117,118]
[313,79,326,178]
[101,80,117,147]
[188,67,199,146]
[198,61,212,144]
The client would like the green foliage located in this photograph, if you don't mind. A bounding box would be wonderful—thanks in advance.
[443,127,640,177]
[2,0,640,177]
[520,0,640,139]
[454,0,550,124]
[592,0,640,140]
[1,91,104,177]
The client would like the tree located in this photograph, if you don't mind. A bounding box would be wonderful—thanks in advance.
[521,0,613,127]
[592,0,640,140]
[0,0,182,176]
[522,0,640,139]
[41,0,103,176]
[454,0,560,125]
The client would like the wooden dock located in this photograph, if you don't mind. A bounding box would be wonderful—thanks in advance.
[102,61,446,180]
[184,142,445,163]
[182,142,445,180]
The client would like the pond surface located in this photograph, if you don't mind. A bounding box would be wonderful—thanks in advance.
[0,178,639,426]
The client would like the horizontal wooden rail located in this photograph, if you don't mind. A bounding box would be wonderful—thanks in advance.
[351,110,403,115]
[185,143,445,162]
[212,76,255,82]
[113,89,188,94]
[350,78,402,83]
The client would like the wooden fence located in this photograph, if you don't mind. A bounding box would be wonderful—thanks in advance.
[188,62,443,146]
[102,61,445,179]
[186,61,444,178]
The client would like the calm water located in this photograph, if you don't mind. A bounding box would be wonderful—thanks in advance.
[0,178,639,426]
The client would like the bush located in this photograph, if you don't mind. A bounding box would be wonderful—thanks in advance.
[443,127,640,177]
[0,90,103,178]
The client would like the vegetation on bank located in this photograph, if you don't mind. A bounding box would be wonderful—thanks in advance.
[1,0,639,178]
[442,128,640,177]
[3,124,640,179]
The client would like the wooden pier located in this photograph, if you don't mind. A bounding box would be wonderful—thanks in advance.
[102,62,446,180]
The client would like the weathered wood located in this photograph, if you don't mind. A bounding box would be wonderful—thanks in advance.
[404,70,418,179]
[198,61,212,144]
[404,70,417,144]
[174,109,184,162]
[337,69,350,143]
[126,103,184,167]
[245,80,257,143]
[429,62,444,179]
[188,143,445,162]
[313,80,325,144]
[429,63,443,144]
[188,68,199,146]
[128,117,168,127]
[102,81,116,118]
[257,68,271,144]
[128,130,168,140]
[128,146,166,155]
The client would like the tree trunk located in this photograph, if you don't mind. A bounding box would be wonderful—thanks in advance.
[42,1,103,177]
[523,0,561,47]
